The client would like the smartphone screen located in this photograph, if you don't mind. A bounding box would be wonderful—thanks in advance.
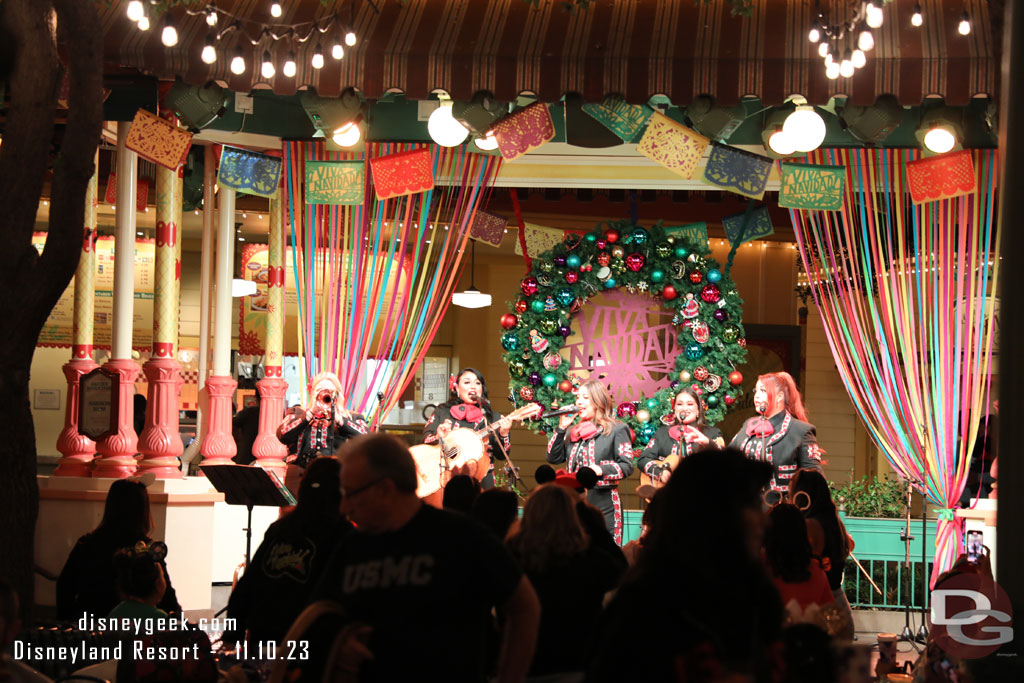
[966,530,983,563]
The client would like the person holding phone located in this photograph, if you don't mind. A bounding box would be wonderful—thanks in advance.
[729,372,823,494]
[637,386,725,486]
[423,368,512,489]
[546,379,635,544]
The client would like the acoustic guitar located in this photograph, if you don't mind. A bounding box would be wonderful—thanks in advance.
[638,425,705,490]
[411,403,542,504]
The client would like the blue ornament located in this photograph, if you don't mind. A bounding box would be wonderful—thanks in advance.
[530,299,545,314]
[674,245,689,259]
[645,398,659,411]
[650,269,665,283]
[639,423,658,444]
[604,278,617,289]
[631,227,649,245]
[501,332,520,351]
[566,254,582,269]
[707,268,722,283]
[542,373,558,388]
[585,232,598,243]
[555,287,576,307]
[685,342,705,360]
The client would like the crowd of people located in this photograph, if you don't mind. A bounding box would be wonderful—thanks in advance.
[4,368,1002,683]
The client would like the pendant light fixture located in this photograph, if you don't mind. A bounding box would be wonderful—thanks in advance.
[451,242,492,308]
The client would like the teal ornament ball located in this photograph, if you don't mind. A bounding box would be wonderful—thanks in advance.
[639,423,658,444]
[542,373,558,388]
[706,394,719,408]
[685,342,705,360]
[556,287,576,307]
[530,299,545,314]
[585,232,598,243]
[707,268,722,283]
[539,318,559,335]
[722,323,740,343]
[566,254,582,269]
[650,269,665,283]
[645,398,659,411]
[501,332,520,351]
[508,359,527,377]
[631,227,649,245]
[604,278,617,288]
[674,245,689,259]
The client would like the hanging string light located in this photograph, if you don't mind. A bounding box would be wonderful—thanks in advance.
[808,2,884,80]
[230,46,247,75]
[911,2,923,27]
[958,9,972,35]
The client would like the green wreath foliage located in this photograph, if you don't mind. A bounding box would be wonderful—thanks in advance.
[500,219,748,448]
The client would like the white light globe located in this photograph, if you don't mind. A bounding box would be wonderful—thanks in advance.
[345,31,357,46]
[866,5,884,29]
[332,122,362,147]
[924,126,956,154]
[201,44,217,65]
[852,49,866,68]
[839,60,855,78]
[859,30,875,51]
[230,54,246,75]
[206,10,218,26]
[808,27,820,43]
[261,58,275,79]
[958,18,971,35]
[126,1,144,22]
[331,43,344,60]
[161,25,178,47]
[818,42,829,58]
[271,3,283,18]
[768,129,796,156]
[283,53,297,78]
[312,52,325,69]
[826,62,841,79]
[137,16,150,31]
[427,104,469,147]
[473,132,499,151]
[783,106,826,152]
[911,12,923,27]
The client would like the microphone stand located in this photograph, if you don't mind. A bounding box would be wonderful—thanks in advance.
[481,409,530,498]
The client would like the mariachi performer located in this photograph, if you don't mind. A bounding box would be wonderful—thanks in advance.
[729,371,823,494]
[637,386,725,487]
[423,368,512,489]
[277,372,369,469]
[546,379,635,545]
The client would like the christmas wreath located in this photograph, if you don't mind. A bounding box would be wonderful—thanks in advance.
[500,219,748,447]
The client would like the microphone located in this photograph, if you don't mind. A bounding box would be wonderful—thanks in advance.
[539,405,580,420]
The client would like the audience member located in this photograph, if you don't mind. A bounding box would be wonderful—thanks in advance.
[588,449,784,682]
[507,484,624,679]
[765,503,834,616]
[621,487,666,566]
[442,474,482,515]
[109,541,170,620]
[227,457,353,645]
[312,433,540,683]
[57,478,180,620]
[232,396,261,465]
[472,488,519,541]
[1,580,52,682]
[788,469,854,641]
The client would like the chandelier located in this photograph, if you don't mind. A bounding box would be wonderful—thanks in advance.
[807,1,886,80]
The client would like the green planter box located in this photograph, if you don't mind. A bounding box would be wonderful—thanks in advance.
[842,513,935,610]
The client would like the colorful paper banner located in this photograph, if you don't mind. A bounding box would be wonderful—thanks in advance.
[469,211,508,247]
[723,205,774,247]
[581,96,653,142]
[124,108,193,170]
[906,150,976,205]
[492,102,556,161]
[702,142,772,200]
[305,160,364,205]
[369,148,434,200]
[514,223,584,258]
[637,111,709,180]
[780,162,846,210]
[104,174,150,213]
[218,146,283,198]
[665,221,709,246]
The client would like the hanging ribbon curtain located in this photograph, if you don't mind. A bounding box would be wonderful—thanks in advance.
[788,149,1000,586]
[283,142,502,425]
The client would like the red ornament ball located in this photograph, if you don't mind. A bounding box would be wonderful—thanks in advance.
[688,270,704,284]
[700,284,721,303]
[558,380,573,393]
[596,252,611,267]
[519,386,536,402]
[616,401,637,418]
[662,285,678,300]
[724,394,735,406]
[606,228,620,243]
[521,277,540,296]
[500,313,518,330]
[565,271,579,284]
[515,300,528,314]
[728,370,743,386]
[693,366,709,381]
[625,253,645,272]
[596,239,608,250]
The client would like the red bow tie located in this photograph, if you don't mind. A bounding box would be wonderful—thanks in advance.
[746,417,774,438]
[570,421,600,442]
[669,425,692,442]
[450,403,484,423]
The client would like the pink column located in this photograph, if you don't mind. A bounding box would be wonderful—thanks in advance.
[138,140,185,478]
[93,122,139,478]
[55,159,99,476]
[200,375,237,466]
[252,194,287,478]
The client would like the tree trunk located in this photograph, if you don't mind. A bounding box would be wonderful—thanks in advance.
[0,0,102,621]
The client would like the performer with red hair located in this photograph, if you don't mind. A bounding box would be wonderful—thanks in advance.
[729,371,823,494]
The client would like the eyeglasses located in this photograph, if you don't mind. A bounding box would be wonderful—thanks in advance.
[341,478,383,499]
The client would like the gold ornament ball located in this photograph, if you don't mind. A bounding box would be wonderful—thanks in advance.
[637,409,651,423]
[680,370,692,383]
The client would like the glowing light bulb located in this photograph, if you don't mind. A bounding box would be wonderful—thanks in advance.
[312,44,324,69]
[261,51,275,79]
[924,126,956,154]
[783,105,826,152]
[852,49,866,68]
[427,102,469,147]
[332,122,362,147]
[958,11,971,35]
[473,131,499,151]
[839,59,855,78]
[345,31,357,46]
[767,129,796,156]
[911,3,923,27]
[866,4,884,29]
[859,30,874,51]
[824,52,834,67]
[230,48,246,74]
[201,40,217,65]
[808,27,820,43]
[270,2,283,18]
[283,51,297,77]
[126,1,144,22]
[331,42,344,60]
[826,62,841,79]
[818,42,829,58]
[206,8,218,26]
[161,22,178,47]
[137,15,150,31]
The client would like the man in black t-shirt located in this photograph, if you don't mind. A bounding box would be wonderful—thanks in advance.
[313,433,540,683]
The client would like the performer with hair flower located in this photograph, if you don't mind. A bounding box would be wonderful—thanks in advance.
[729,371,823,494]
[423,368,512,489]
[277,372,369,469]
[637,386,725,488]
[546,379,635,544]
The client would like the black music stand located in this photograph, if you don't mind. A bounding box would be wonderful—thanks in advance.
[201,465,296,567]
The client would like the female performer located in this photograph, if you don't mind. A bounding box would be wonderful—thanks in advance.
[546,379,635,544]
[729,371,823,494]
[637,386,725,486]
[424,368,512,489]
[277,372,368,469]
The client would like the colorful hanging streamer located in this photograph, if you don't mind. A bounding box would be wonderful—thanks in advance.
[787,149,1000,587]
[283,142,502,427]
